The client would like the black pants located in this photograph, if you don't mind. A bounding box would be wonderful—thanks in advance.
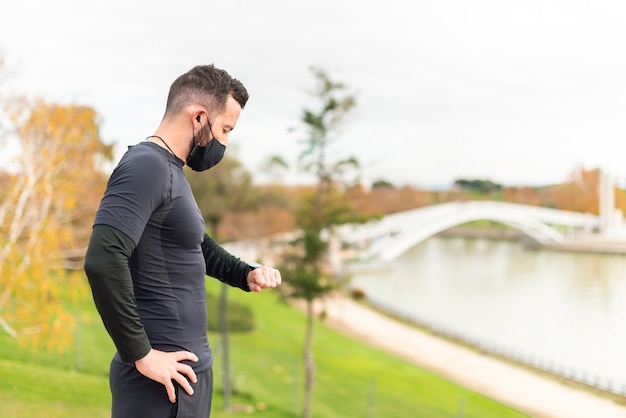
[110,357,213,418]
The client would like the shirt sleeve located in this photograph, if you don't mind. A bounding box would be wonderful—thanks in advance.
[201,233,251,291]
[94,149,170,245]
[84,224,152,363]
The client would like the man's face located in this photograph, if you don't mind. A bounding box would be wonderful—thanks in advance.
[201,96,242,147]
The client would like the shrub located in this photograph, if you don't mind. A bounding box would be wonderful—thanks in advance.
[350,287,366,300]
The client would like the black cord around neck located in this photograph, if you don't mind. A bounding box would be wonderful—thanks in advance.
[146,135,176,157]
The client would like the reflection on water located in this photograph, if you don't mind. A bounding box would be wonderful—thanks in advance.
[350,236,626,385]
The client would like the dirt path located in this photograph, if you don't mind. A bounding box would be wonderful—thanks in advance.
[314,295,626,418]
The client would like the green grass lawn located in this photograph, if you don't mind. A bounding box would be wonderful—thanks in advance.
[0,276,529,418]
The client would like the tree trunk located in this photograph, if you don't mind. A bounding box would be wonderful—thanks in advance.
[302,299,315,418]
[219,283,232,411]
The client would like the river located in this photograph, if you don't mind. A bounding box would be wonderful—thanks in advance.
[349,236,626,389]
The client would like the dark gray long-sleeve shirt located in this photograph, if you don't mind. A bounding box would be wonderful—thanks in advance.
[84,141,250,369]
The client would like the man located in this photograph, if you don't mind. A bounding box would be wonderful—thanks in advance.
[84,64,281,418]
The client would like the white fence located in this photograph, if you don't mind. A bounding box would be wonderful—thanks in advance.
[366,298,626,398]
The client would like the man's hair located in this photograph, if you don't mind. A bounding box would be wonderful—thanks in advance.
[164,64,249,119]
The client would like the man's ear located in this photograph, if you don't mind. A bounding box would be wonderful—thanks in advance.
[188,105,206,127]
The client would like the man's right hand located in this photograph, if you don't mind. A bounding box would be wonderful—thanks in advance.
[134,348,199,403]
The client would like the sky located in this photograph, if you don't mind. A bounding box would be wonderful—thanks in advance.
[1,0,626,188]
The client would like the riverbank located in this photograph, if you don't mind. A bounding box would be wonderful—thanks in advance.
[314,294,626,418]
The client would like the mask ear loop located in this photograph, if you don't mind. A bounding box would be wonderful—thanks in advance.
[187,113,218,163]
[187,115,202,162]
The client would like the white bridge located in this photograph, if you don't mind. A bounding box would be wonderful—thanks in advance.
[337,201,601,263]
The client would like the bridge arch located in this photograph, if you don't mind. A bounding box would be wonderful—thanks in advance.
[340,201,599,263]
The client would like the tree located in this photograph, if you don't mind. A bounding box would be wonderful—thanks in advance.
[0,97,112,351]
[280,67,368,418]
[371,179,395,189]
[260,154,290,184]
[453,178,503,197]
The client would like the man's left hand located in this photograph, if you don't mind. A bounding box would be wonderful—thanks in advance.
[247,266,281,292]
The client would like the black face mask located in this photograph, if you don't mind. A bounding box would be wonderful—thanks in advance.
[187,139,226,172]
[187,116,226,171]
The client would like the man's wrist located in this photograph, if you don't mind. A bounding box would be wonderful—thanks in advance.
[247,262,262,270]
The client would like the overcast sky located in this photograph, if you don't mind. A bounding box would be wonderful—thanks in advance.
[2,0,626,188]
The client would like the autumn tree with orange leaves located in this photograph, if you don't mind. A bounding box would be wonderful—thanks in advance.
[0,97,112,352]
